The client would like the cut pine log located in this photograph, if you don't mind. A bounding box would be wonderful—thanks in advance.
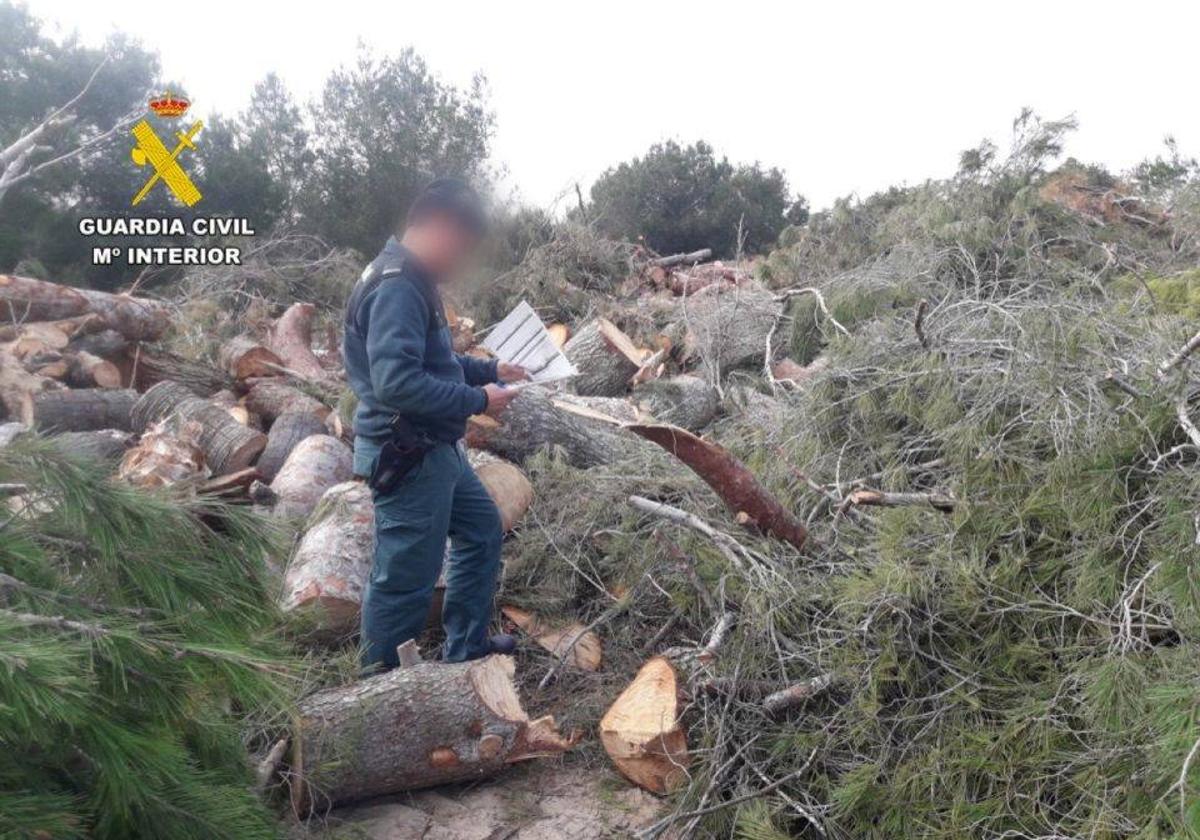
[599,656,690,794]
[649,248,712,269]
[0,350,59,422]
[257,411,328,481]
[269,303,328,380]
[628,423,808,551]
[468,451,534,532]
[563,318,644,397]
[681,285,781,376]
[501,606,601,671]
[219,336,284,381]
[280,481,374,639]
[118,420,206,488]
[49,429,134,464]
[28,388,136,432]
[0,275,171,341]
[243,380,329,425]
[67,351,122,388]
[270,434,353,520]
[0,313,105,344]
[290,655,576,811]
[633,375,719,432]
[132,381,267,475]
[465,385,648,468]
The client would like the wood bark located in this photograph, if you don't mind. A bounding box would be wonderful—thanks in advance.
[257,411,328,481]
[468,450,534,532]
[680,285,782,376]
[270,434,353,520]
[290,655,575,811]
[563,318,644,396]
[280,481,374,639]
[28,388,136,432]
[0,274,171,341]
[118,420,206,488]
[128,347,232,396]
[269,303,328,380]
[243,380,329,424]
[132,381,267,475]
[633,375,720,432]
[49,429,134,463]
[219,336,283,381]
[628,423,808,551]
[465,385,648,468]
[599,656,690,794]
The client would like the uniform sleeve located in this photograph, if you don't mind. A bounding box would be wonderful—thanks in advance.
[456,353,499,387]
[366,280,488,419]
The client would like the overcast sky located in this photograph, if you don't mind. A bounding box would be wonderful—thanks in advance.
[25,0,1200,212]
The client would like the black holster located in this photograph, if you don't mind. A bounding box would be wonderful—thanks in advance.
[367,415,436,494]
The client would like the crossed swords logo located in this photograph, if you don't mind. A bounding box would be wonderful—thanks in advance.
[130,119,204,207]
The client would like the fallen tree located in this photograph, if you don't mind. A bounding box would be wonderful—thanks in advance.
[290,655,576,811]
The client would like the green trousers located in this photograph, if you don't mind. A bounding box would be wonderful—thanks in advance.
[354,438,503,669]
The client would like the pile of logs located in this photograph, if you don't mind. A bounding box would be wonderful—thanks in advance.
[1,250,823,807]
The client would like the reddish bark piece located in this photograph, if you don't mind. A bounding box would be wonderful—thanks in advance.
[627,423,807,551]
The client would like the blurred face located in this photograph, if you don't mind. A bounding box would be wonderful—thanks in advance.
[409,212,482,281]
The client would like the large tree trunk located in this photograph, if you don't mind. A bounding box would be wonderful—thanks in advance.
[0,274,171,341]
[563,318,644,396]
[219,336,283,381]
[257,411,328,481]
[269,303,328,380]
[270,435,353,520]
[132,381,267,475]
[280,481,374,640]
[633,375,720,432]
[290,655,575,812]
[680,285,781,377]
[28,388,137,432]
[243,380,329,424]
[465,386,648,468]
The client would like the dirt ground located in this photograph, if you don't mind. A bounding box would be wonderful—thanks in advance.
[293,760,663,839]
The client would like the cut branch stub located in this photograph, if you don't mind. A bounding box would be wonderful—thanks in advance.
[627,423,807,551]
[599,656,690,794]
[290,655,577,812]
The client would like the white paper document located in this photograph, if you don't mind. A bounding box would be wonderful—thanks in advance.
[481,300,577,385]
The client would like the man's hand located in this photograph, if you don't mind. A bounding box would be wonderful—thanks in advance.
[497,362,530,383]
[482,383,519,418]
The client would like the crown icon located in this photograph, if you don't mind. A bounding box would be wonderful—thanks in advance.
[148,92,190,119]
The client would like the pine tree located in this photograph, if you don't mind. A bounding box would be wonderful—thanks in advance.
[0,438,299,839]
